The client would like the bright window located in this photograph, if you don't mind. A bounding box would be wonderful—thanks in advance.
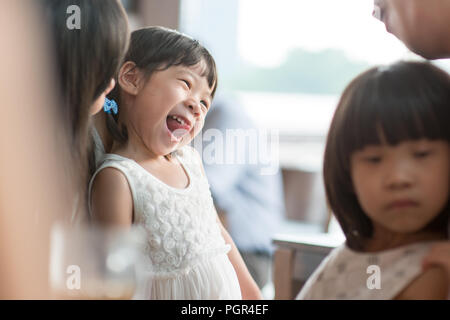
[180,0,450,170]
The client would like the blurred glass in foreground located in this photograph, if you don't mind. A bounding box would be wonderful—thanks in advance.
[49,224,149,299]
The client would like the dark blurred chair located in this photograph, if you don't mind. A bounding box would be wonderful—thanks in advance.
[273,167,340,299]
[280,167,330,230]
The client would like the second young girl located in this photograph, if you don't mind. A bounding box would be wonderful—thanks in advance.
[89,26,262,300]
[297,61,450,299]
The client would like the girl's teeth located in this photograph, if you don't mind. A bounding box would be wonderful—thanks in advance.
[171,115,185,125]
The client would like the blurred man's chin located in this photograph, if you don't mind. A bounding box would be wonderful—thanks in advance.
[407,44,449,60]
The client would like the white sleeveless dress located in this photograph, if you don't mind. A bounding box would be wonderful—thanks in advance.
[296,241,441,300]
[89,146,242,300]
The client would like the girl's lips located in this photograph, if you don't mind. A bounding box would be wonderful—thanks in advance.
[386,199,419,210]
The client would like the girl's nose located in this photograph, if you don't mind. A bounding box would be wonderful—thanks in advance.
[384,163,414,190]
[185,98,201,116]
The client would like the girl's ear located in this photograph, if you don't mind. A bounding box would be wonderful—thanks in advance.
[118,61,140,96]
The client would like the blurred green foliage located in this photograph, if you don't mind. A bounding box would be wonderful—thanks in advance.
[223,48,369,95]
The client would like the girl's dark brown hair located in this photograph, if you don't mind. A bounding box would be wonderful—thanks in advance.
[323,61,450,250]
[42,0,129,220]
[106,26,218,144]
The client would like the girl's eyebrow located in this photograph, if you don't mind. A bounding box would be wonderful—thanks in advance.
[177,68,198,79]
[358,145,383,153]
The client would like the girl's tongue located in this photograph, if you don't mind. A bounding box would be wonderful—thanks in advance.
[166,116,190,140]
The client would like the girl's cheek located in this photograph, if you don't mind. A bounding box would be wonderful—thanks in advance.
[194,118,205,133]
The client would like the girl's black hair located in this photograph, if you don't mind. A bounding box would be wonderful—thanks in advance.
[107,26,218,144]
[323,61,450,250]
[42,0,129,219]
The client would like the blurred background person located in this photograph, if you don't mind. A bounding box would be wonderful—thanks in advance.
[0,0,73,299]
[372,0,450,59]
[195,92,285,296]
[0,0,130,299]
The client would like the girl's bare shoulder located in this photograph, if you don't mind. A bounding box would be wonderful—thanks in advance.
[394,266,448,300]
[91,167,133,226]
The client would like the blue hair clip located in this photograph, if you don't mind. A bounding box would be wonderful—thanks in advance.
[103,97,118,115]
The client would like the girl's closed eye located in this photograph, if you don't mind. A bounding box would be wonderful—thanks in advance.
[356,147,383,164]
[200,100,209,110]
[179,79,191,89]
[413,149,432,158]
[363,155,382,163]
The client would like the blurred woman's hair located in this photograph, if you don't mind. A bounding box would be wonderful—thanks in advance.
[323,61,450,250]
[42,0,129,220]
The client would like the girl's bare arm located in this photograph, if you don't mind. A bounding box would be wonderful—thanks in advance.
[217,216,263,300]
[394,266,448,299]
[90,167,134,228]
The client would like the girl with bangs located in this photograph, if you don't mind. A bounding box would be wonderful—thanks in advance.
[89,27,261,300]
[297,61,450,300]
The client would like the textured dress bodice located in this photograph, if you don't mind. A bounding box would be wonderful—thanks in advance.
[296,241,441,300]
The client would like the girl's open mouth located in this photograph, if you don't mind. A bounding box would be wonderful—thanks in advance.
[166,115,192,142]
